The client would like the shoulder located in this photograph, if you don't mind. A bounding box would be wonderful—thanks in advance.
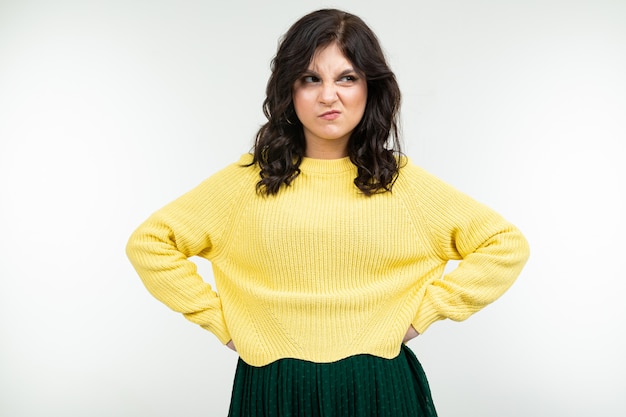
[163,154,258,210]
[395,157,512,233]
[207,153,256,180]
[395,156,454,195]
[394,157,492,216]
[196,153,258,190]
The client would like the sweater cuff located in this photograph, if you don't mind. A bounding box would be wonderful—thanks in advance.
[205,323,232,345]
[184,309,232,344]
[412,298,445,334]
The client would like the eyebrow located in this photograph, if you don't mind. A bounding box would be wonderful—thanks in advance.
[302,68,357,77]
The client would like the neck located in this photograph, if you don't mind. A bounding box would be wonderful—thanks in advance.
[304,140,349,160]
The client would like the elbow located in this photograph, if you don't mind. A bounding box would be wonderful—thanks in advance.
[514,227,531,267]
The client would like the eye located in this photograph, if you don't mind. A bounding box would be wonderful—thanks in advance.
[301,75,320,83]
[338,74,358,83]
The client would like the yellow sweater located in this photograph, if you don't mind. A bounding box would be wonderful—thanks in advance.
[126,154,529,366]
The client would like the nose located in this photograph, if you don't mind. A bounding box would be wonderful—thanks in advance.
[319,82,338,104]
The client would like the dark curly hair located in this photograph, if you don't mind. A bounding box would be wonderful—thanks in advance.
[250,9,403,196]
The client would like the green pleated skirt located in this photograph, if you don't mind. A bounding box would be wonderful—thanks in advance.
[228,344,438,417]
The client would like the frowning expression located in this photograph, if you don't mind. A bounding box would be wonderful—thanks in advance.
[292,43,367,159]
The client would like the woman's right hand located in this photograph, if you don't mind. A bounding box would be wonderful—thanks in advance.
[403,325,420,344]
[226,340,237,351]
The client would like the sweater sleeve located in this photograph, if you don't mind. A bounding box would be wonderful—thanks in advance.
[409,166,530,334]
[125,162,248,344]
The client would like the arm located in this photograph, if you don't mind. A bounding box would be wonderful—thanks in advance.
[126,173,240,345]
[410,169,530,334]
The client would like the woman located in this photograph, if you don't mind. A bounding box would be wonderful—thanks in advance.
[126,9,530,416]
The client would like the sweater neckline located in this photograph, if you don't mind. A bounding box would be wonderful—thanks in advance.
[299,156,354,174]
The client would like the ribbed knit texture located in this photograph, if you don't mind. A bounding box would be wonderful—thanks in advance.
[126,154,529,366]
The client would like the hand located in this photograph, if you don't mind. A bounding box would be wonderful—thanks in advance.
[226,340,237,351]
[403,325,420,344]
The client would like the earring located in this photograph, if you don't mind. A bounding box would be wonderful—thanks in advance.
[285,108,296,125]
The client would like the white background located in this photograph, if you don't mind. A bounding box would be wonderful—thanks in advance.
[1,0,624,416]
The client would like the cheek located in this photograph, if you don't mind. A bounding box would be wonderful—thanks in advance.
[347,83,367,105]
[292,91,310,116]
[352,88,368,114]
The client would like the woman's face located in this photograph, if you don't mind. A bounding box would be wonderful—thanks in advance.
[292,43,367,159]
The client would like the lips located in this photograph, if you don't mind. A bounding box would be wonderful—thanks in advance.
[319,110,341,120]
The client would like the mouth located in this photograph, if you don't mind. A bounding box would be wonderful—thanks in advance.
[319,110,341,120]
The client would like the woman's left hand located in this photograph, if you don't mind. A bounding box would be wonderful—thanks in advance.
[403,325,420,344]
